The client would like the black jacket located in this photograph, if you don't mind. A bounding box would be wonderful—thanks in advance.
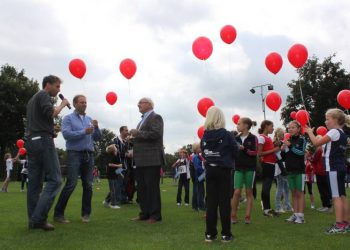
[200,128,238,169]
[235,133,258,171]
[285,135,306,174]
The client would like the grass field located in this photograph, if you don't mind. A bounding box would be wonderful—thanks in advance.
[0,178,349,250]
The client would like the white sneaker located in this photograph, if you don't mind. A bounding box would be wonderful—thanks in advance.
[294,216,305,224]
[285,214,297,223]
[176,203,181,206]
[184,203,189,206]
[102,200,110,208]
[275,208,285,214]
[311,204,315,209]
[109,205,121,209]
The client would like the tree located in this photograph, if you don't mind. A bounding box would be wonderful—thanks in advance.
[0,64,39,178]
[93,128,116,176]
[281,55,350,127]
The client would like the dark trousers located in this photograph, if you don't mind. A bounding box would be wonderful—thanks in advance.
[316,174,332,208]
[177,174,190,204]
[261,163,275,210]
[192,178,206,210]
[26,135,62,225]
[54,151,94,217]
[206,167,232,237]
[136,166,162,220]
[21,173,28,190]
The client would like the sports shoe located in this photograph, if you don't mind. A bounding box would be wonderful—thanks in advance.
[205,234,217,243]
[311,204,315,209]
[221,235,234,243]
[344,224,350,233]
[231,216,238,224]
[54,216,70,224]
[82,215,90,223]
[244,216,251,224]
[285,214,297,223]
[109,204,121,209]
[319,207,332,213]
[285,207,294,212]
[275,208,285,214]
[325,224,346,234]
[176,203,181,206]
[184,203,189,206]
[294,216,305,224]
[102,200,110,208]
[264,209,279,217]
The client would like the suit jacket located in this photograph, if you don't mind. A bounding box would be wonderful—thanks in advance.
[133,111,165,167]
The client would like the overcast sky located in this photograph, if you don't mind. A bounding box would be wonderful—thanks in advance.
[1,0,350,153]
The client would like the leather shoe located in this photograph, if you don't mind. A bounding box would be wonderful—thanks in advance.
[146,218,160,224]
[130,216,148,221]
[29,223,55,231]
[54,217,70,224]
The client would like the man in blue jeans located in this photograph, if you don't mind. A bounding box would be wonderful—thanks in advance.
[54,94,101,223]
[26,75,70,231]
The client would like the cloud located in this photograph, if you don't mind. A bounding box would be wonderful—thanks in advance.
[1,0,350,154]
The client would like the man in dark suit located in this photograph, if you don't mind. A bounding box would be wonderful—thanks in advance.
[130,97,165,224]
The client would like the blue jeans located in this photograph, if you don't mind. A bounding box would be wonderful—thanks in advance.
[27,135,62,225]
[275,175,292,210]
[54,150,93,217]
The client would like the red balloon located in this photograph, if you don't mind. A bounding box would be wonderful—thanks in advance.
[316,126,328,136]
[287,44,308,68]
[120,58,137,80]
[197,97,215,117]
[295,110,309,126]
[265,52,283,75]
[232,114,240,125]
[265,91,282,111]
[290,111,297,120]
[197,126,205,139]
[220,25,237,44]
[284,133,291,141]
[106,92,118,105]
[19,148,26,156]
[16,139,24,149]
[192,36,213,60]
[337,89,350,109]
[69,58,86,79]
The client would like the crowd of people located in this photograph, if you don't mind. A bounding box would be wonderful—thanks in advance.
[1,74,350,243]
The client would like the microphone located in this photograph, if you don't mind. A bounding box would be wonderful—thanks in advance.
[58,94,71,109]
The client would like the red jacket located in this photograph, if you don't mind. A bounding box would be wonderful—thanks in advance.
[311,148,326,176]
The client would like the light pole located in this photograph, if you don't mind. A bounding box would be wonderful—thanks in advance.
[249,84,274,120]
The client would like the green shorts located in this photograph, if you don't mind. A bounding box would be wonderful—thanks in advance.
[234,170,255,189]
[288,173,305,192]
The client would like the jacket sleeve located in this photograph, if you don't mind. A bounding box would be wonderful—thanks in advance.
[136,115,163,141]
[230,133,239,158]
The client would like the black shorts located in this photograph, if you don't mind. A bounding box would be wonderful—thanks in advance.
[327,171,346,198]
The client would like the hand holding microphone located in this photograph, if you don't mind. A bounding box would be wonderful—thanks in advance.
[58,94,71,109]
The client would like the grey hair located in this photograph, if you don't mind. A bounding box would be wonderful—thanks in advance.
[139,97,154,109]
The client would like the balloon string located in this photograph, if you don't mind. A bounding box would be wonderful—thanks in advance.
[299,80,312,127]
[128,80,132,125]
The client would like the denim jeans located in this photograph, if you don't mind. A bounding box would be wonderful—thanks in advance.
[54,150,93,217]
[275,174,292,210]
[108,178,118,206]
[27,135,62,225]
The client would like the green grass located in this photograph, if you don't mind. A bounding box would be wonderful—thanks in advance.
[0,179,349,250]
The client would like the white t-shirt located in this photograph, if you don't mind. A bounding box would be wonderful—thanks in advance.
[258,135,266,145]
[240,135,248,144]
[20,160,28,174]
[6,159,13,171]
[177,159,187,174]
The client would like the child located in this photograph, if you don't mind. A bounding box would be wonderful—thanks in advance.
[257,120,279,217]
[93,166,101,183]
[172,149,191,206]
[306,108,350,234]
[311,138,332,212]
[191,143,206,211]
[283,121,307,224]
[273,128,292,213]
[231,117,258,224]
[201,106,238,243]
[305,151,315,209]
[20,157,28,192]
[1,152,19,192]
[104,144,123,209]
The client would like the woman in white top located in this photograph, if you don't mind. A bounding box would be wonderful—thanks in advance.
[1,152,19,192]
